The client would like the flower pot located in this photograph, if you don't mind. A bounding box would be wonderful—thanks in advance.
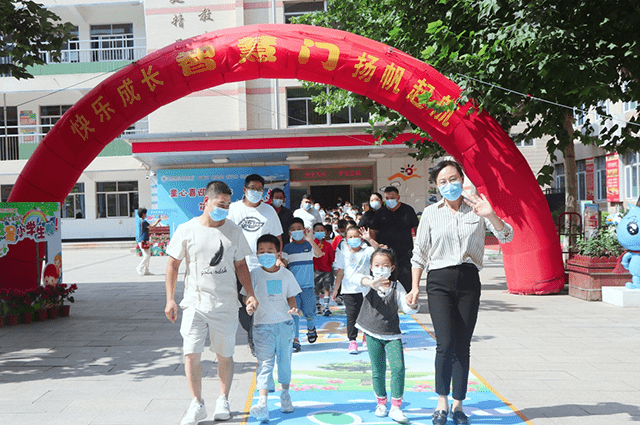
[35,309,47,321]
[47,307,59,319]
[567,255,631,301]
[59,305,70,317]
[21,312,33,324]
[7,314,19,326]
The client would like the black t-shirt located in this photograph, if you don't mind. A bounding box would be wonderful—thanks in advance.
[358,209,376,229]
[277,205,294,245]
[370,203,419,259]
[141,220,150,242]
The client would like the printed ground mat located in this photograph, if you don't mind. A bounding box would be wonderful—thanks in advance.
[243,309,530,424]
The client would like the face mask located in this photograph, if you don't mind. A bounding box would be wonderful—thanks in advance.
[439,181,463,201]
[291,230,305,241]
[257,253,277,269]
[246,189,263,204]
[272,198,283,208]
[332,225,339,232]
[314,231,326,240]
[370,201,381,210]
[302,203,312,211]
[337,203,341,207]
[385,199,398,209]
[372,267,392,279]
[347,238,361,248]
[314,205,320,210]
[209,206,228,221]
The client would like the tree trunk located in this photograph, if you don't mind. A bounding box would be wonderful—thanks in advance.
[563,111,579,255]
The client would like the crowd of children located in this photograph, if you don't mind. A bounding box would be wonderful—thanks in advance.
[245,199,420,424]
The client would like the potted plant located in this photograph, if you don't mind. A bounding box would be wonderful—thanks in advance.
[58,284,77,317]
[567,219,629,301]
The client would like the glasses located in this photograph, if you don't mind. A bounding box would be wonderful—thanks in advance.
[437,177,461,187]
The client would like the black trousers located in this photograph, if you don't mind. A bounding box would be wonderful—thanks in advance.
[427,264,481,401]
[396,254,413,293]
[237,279,253,343]
[343,293,363,341]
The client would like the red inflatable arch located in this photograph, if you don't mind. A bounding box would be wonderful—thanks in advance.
[8,24,564,294]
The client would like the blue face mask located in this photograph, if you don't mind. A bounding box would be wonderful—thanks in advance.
[209,206,228,221]
[291,230,305,241]
[385,199,398,209]
[370,200,381,210]
[257,253,277,269]
[439,181,463,201]
[271,198,283,208]
[246,189,263,204]
[347,238,361,248]
[302,203,312,210]
[314,231,326,240]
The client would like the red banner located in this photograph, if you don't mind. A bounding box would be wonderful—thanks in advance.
[606,153,620,202]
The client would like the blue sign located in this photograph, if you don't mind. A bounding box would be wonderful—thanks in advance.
[157,166,290,227]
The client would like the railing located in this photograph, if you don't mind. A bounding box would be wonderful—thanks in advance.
[39,36,147,64]
[0,118,148,161]
[0,37,147,75]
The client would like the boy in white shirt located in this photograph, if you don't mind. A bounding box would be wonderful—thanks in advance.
[243,234,301,423]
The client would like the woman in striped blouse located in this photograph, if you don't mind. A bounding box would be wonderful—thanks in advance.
[408,160,513,425]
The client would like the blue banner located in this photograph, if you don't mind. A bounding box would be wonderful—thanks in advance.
[157,166,290,228]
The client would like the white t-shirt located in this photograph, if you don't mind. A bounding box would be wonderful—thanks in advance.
[228,200,283,270]
[242,266,301,325]
[333,245,375,294]
[166,218,252,312]
[293,207,322,229]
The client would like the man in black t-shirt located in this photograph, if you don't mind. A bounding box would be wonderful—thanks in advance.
[369,186,419,292]
[270,188,294,245]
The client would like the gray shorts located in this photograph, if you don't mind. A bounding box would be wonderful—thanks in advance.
[314,270,334,292]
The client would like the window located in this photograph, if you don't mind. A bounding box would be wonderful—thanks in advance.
[284,1,326,23]
[577,160,586,201]
[574,106,585,126]
[287,87,369,127]
[624,101,638,113]
[90,24,134,62]
[41,105,73,135]
[0,106,18,161]
[1,184,13,202]
[595,156,607,201]
[555,163,565,190]
[96,181,138,218]
[61,26,80,63]
[595,100,610,121]
[624,152,639,200]
[511,134,534,147]
[63,183,85,219]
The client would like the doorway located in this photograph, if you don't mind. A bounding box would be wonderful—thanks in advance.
[311,185,351,209]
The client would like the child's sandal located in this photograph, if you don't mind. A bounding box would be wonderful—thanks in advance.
[307,327,318,344]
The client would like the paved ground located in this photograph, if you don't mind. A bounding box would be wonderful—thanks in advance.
[0,243,639,424]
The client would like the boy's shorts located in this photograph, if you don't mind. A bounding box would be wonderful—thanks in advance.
[314,270,334,292]
[180,307,238,357]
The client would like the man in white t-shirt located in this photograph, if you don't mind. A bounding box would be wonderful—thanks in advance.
[165,181,258,425]
[227,173,284,356]
[293,194,322,229]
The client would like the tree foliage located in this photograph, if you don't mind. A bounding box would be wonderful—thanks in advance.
[0,0,75,79]
[294,0,640,193]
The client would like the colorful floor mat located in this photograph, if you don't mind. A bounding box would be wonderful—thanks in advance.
[244,308,530,425]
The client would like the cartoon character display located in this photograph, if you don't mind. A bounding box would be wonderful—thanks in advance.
[616,205,640,289]
[43,263,59,286]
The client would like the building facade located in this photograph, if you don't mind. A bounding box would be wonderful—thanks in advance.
[1,0,563,240]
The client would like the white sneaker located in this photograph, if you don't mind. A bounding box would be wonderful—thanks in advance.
[213,395,231,421]
[250,402,269,422]
[280,391,294,413]
[180,398,206,425]
[375,403,388,417]
[389,405,408,423]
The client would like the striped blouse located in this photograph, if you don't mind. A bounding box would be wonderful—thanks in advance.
[410,199,514,272]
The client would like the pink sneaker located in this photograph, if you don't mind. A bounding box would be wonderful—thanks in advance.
[348,340,358,354]
[362,334,367,348]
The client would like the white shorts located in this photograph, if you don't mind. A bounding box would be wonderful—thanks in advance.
[180,307,238,358]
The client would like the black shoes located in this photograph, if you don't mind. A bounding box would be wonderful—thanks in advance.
[451,407,468,425]
[432,409,448,425]
[307,327,318,343]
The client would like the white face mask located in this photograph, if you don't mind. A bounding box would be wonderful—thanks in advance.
[370,200,381,210]
[372,267,392,279]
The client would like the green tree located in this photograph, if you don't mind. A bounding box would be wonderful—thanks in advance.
[294,0,640,217]
[0,0,75,79]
